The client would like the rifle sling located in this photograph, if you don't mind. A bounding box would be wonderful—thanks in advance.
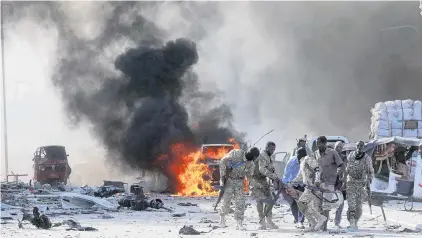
[310,190,339,203]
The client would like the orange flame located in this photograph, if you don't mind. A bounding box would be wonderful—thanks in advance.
[163,138,246,196]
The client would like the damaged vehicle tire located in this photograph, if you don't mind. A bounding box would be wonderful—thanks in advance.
[149,199,164,209]
[130,200,149,211]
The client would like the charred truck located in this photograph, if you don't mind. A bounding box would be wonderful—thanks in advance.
[200,144,235,189]
[33,145,71,186]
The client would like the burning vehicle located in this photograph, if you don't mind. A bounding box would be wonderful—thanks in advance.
[33,145,71,186]
[167,139,243,196]
[200,144,235,189]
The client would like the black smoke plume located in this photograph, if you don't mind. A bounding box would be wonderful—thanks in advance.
[2,2,243,192]
[53,6,243,192]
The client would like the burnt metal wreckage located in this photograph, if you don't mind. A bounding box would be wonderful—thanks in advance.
[117,184,172,212]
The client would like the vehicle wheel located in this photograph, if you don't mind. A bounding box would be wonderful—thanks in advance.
[49,180,59,188]
[149,199,164,209]
[404,195,414,211]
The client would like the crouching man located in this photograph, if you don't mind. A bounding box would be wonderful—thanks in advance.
[290,155,327,232]
[282,147,307,229]
[219,147,260,230]
[344,141,374,231]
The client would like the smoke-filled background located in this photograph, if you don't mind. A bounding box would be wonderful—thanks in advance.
[1,1,421,188]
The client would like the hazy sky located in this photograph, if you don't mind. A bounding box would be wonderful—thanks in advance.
[1,23,97,179]
[1,1,421,181]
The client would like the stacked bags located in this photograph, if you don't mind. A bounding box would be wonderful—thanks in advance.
[370,99,422,139]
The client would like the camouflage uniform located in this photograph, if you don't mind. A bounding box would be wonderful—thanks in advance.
[219,149,254,230]
[250,151,279,229]
[292,156,327,231]
[292,146,313,158]
[345,151,374,229]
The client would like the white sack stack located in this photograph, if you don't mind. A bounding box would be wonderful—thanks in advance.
[370,99,422,139]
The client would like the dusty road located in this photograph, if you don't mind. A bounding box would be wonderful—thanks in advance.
[1,196,422,238]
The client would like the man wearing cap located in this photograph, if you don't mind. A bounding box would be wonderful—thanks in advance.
[251,141,281,230]
[292,138,313,157]
[314,135,344,231]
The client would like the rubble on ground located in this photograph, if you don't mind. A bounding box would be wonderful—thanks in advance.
[0,179,172,223]
[178,225,210,235]
[3,179,422,237]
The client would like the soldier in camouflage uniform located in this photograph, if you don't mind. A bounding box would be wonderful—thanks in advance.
[344,141,374,231]
[334,141,347,227]
[292,138,313,157]
[219,147,260,230]
[250,141,281,230]
[291,155,327,232]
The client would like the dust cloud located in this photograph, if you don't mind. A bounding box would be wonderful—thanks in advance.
[2,2,421,185]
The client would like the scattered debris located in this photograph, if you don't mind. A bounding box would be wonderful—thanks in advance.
[366,215,381,221]
[172,212,186,217]
[177,202,198,207]
[21,207,52,229]
[99,214,114,219]
[118,185,171,212]
[200,218,215,223]
[399,228,416,233]
[385,224,401,230]
[0,213,13,220]
[17,219,23,229]
[398,228,422,233]
[62,219,98,231]
[94,185,125,198]
[207,224,219,230]
[329,229,347,234]
[178,225,210,235]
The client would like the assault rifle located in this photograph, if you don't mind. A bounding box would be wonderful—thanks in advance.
[243,129,275,151]
[260,180,284,223]
[289,182,340,203]
[214,176,227,211]
[367,182,388,224]
[366,180,372,215]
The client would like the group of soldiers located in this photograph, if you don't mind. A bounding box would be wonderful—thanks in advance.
[217,136,376,232]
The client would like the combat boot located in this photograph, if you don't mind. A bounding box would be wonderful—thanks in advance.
[335,220,342,228]
[266,217,279,229]
[236,220,246,230]
[322,210,329,231]
[219,215,227,228]
[347,219,358,232]
[314,214,328,231]
[259,218,266,230]
[295,222,305,229]
[308,217,317,227]
[303,216,316,232]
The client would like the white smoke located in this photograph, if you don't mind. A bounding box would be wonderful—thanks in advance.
[2,2,421,184]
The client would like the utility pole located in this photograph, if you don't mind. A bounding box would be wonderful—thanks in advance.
[1,2,9,181]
